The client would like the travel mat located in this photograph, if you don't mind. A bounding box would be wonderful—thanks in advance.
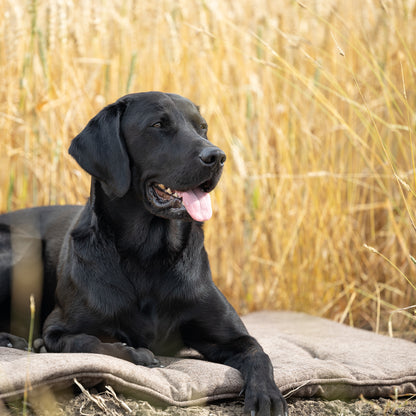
[1,311,415,405]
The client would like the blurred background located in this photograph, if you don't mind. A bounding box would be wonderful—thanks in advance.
[0,0,415,333]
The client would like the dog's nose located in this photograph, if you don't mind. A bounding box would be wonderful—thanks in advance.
[199,147,226,167]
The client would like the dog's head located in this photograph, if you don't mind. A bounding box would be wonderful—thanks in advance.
[69,92,226,222]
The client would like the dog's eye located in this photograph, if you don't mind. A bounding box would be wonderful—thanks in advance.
[200,123,208,130]
[151,122,162,128]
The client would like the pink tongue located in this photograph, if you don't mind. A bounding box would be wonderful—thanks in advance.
[177,188,212,222]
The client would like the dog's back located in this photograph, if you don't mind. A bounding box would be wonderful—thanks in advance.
[0,205,82,338]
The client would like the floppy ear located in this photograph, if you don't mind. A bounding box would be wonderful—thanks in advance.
[69,102,131,198]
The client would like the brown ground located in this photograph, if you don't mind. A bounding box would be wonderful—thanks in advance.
[61,395,416,416]
[5,391,416,416]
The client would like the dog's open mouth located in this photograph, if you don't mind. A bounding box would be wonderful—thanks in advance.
[149,183,212,222]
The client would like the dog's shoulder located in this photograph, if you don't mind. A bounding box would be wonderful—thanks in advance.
[57,205,137,317]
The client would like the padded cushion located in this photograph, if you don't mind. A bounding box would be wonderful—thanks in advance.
[1,311,415,405]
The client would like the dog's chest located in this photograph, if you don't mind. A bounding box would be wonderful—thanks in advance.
[118,295,185,355]
[116,234,206,354]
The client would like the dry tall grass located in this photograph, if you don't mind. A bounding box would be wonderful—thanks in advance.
[1,0,415,331]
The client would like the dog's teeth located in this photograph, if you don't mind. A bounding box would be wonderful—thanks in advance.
[155,184,181,198]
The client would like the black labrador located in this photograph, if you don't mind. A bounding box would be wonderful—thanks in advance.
[0,92,287,416]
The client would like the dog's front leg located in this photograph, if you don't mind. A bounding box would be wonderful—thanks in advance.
[223,335,288,416]
[181,316,288,416]
[42,308,159,366]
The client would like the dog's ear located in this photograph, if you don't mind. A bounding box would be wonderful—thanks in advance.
[69,101,131,198]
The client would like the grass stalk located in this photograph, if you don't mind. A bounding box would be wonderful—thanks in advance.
[363,244,416,292]
[22,295,36,416]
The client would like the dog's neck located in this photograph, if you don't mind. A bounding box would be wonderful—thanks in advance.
[88,179,196,262]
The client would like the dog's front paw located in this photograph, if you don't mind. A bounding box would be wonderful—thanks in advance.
[133,347,161,367]
[243,380,288,416]
[0,332,28,350]
[112,343,160,367]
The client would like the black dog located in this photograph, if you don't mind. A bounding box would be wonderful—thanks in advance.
[0,92,287,416]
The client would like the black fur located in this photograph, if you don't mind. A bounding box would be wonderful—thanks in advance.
[0,92,287,416]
